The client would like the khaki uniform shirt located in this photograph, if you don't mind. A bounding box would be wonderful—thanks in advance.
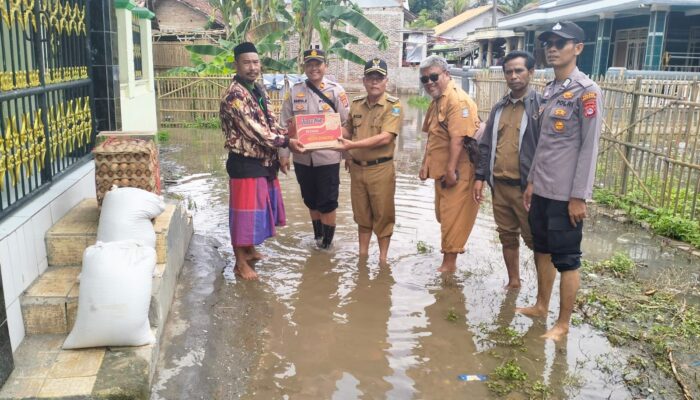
[493,97,525,180]
[344,93,403,162]
[280,77,350,166]
[422,80,479,180]
[528,67,604,201]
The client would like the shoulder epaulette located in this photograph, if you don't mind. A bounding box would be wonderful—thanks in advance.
[352,94,367,102]
[386,95,399,103]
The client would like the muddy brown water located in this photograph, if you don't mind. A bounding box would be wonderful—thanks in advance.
[151,96,697,400]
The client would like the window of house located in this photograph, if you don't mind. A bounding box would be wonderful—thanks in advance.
[613,28,647,70]
[686,27,700,71]
[133,19,144,80]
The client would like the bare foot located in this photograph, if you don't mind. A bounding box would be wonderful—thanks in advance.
[504,281,521,290]
[245,247,264,261]
[541,323,569,341]
[437,263,456,273]
[515,305,548,318]
[233,262,258,280]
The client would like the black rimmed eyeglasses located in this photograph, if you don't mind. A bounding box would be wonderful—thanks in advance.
[420,73,440,84]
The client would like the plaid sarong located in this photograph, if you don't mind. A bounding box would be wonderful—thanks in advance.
[229,177,286,246]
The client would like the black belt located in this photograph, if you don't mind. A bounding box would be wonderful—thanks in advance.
[494,178,520,186]
[353,157,392,167]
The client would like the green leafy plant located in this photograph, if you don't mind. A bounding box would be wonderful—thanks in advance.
[487,359,528,395]
[157,130,170,142]
[407,96,431,111]
[171,0,389,75]
[416,240,433,254]
[445,308,459,322]
[593,188,700,248]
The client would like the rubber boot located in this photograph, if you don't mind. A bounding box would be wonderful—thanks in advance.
[312,219,323,246]
[320,224,336,249]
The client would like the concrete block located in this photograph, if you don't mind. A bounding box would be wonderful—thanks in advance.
[46,200,178,267]
[48,349,105,379]
[0,377,43,398]
[45,199,99,267]
[38,376,96,397]
[21,267,79,335]
[22,304,68,335]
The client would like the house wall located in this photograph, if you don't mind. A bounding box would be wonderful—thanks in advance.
[577,20,598,76]
[117,10,159,132]
[0,164,96,351]
[326,7,405,84]
[664,12,699,70]
[154,1,210,32]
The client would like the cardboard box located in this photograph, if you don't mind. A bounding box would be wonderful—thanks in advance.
[295,113,341,150]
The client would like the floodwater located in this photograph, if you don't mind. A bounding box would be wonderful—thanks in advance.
[151,96,697,400]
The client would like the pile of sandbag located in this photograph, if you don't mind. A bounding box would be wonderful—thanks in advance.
[63,186,165,349]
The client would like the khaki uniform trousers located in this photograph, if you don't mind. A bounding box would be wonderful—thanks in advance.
[350,161,396,238]
[434,176,478,253]
[492,181,534,250]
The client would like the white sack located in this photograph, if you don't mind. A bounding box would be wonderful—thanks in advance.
[97,186,165,248]
[63,240,156,349]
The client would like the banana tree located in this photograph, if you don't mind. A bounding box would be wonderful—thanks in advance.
[171,0,389,75]
[289,0,389,70]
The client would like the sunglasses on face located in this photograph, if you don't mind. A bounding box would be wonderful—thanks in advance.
[420,73,440,84]
[542,38,579,50]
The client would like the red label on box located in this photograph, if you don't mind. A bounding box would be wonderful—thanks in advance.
[295,113,341,149]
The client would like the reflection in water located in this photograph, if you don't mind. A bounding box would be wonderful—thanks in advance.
[159,95,693,399]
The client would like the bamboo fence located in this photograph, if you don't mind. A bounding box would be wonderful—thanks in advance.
[155,76,283,127]
[474,70,700,221]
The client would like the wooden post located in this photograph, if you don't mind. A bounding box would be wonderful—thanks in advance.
[621,77,642,195]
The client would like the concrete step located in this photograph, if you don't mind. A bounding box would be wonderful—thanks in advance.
[46,198,178,267]
[21,264,168,336]
[0,198,193,399]
[0,333,156,399]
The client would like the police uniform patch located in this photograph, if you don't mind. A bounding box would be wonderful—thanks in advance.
[582,92,597,118]
[556,100,574,107]
[392,106,400,116]
[462,108,469,118]
[322,104,330,111]
[296,92,305,98]
[339,92,348,108]
[583,101,597,118]
[553,120,565,132]
[295,104,305,111]
[562,91,574,99]
[554,108,567,117]
[581,92,597,102]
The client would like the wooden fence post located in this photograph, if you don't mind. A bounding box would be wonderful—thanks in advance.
[621,76,642,195]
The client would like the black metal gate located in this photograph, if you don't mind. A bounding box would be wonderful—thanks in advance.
[0,0,94,219]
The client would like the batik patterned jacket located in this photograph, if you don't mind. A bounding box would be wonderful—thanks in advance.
[220,77,288,167]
